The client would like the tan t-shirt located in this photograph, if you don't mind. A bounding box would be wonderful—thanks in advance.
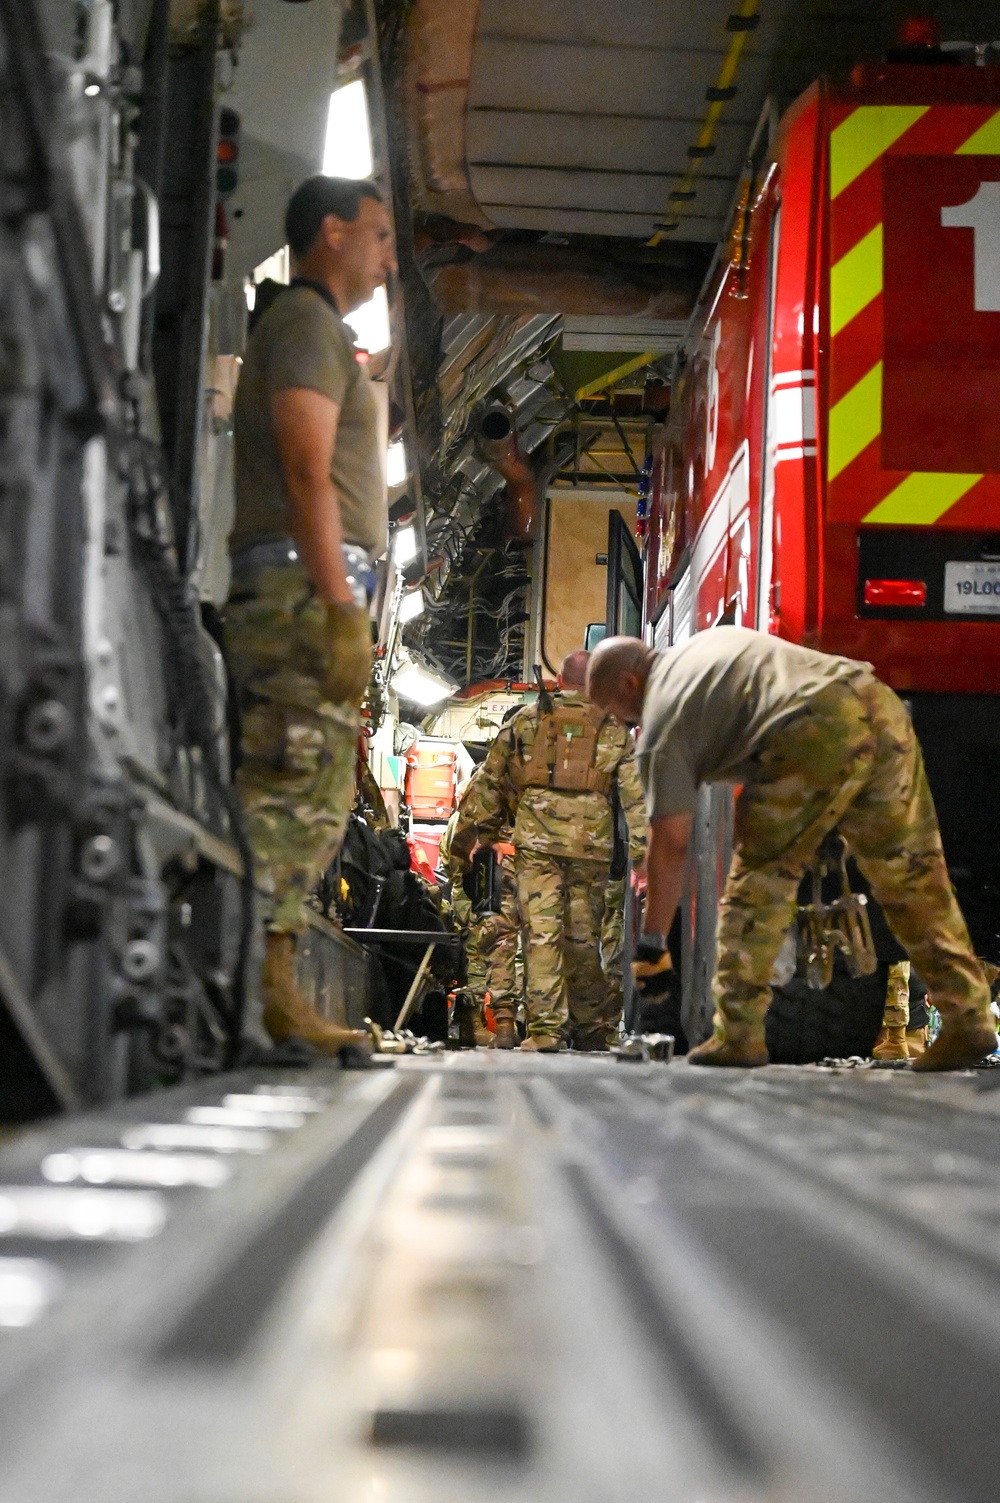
[637,627,871,818]
[232,284,387,559]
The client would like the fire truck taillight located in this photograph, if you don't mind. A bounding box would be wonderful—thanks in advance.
[863,579,928,609]
[897,16,939,49]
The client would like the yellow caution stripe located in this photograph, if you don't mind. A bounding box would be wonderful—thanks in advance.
[863,471,982,525]
[828,362,882,481]
[830,105,928,199]
[956,109,1000,154]
[830,223,883,336]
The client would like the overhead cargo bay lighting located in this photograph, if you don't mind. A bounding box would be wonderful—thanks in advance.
[391,656,456,708]
[322,79,373,179]
[397,588,425,624]
[345,285,389,355]
[386,440,408,488]
[321,80,389,354]
[394,525,418,565]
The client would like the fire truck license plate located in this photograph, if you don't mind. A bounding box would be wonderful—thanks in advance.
[944,561,1000,614]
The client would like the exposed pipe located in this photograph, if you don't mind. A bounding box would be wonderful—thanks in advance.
[465,555,489,685]
[479,404,540,546]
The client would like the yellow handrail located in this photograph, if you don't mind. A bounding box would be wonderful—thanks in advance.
[648,0,763,247]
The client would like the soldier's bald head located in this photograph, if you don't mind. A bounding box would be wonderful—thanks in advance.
[587,637,656,726]
[559,650,590,690]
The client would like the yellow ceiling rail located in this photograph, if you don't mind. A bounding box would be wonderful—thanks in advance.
[648,0,762,247]
[574,351,657,401]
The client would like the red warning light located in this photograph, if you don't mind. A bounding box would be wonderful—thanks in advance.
[898,16,939,48]
[863,578,928,608]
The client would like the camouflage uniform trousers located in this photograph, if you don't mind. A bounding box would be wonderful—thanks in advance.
[515,850,609,1041]
[712,673,990,1042]
[225,565,361,935]
[475,876,521,1022]
[454,871,520,1020]
[599,878,627,1043]
[451,887,490,1004]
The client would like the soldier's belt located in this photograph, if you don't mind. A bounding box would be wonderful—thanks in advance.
[231,539,375,606]
[231,539,302,578]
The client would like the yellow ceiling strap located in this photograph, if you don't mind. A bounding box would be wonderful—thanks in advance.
[648,0,761,247]
[574,352,657,401]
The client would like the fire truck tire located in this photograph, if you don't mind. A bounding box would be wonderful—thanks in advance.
[764,965,888,1064]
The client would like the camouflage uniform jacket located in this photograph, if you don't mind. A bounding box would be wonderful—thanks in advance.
[443,766,514,881]
[459,693,647,865]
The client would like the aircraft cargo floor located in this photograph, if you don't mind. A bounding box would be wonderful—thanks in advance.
[1,1053,999,1503]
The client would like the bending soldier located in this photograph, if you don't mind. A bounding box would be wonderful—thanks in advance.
[587,628,995,1072]
[456,651,646,1052]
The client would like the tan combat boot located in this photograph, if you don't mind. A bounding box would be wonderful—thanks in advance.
[910,1013,996,1071]
[873,961,910,1061]
[493,1007,519,1050]
[262,932,373,1058]
[519,1033,565,1052]
[872,1025,910,1062]
[905,1026,929,1059]
[688,1020,769,1068]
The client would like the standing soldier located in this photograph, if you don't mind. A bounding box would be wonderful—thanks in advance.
[562,653,637,1048]
[587,629,996,1071]
[226,176,396,1057]
[443,769,522,1049]
[456,651,646,1052]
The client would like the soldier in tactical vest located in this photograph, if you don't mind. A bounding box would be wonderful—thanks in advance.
[454,651,646,1051]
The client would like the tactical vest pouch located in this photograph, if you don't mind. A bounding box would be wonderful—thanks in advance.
[522,702,612,795]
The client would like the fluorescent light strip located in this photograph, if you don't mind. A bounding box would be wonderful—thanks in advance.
[43,1149,231,1189]
[398,589,425,624]
[394,525,418,565]
[322,79,373,179]
[391,661,456,707]
[0,1258,63,1327]
[121,1123,273,1154]
[345,285,390,355]
[185,1106,305,1131]
[0,1187,167,1242]
[386,440,408,488]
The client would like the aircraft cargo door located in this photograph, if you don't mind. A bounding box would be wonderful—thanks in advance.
[606,510,643,638]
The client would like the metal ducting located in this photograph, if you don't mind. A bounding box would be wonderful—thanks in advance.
[479,404,540,545]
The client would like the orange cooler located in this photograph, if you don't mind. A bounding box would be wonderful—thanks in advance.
[405,739,457,820]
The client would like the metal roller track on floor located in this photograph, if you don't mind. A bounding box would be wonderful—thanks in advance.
[1,1054,999,1502]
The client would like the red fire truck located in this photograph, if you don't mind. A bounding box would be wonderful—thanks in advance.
[643,43,1000,1043]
